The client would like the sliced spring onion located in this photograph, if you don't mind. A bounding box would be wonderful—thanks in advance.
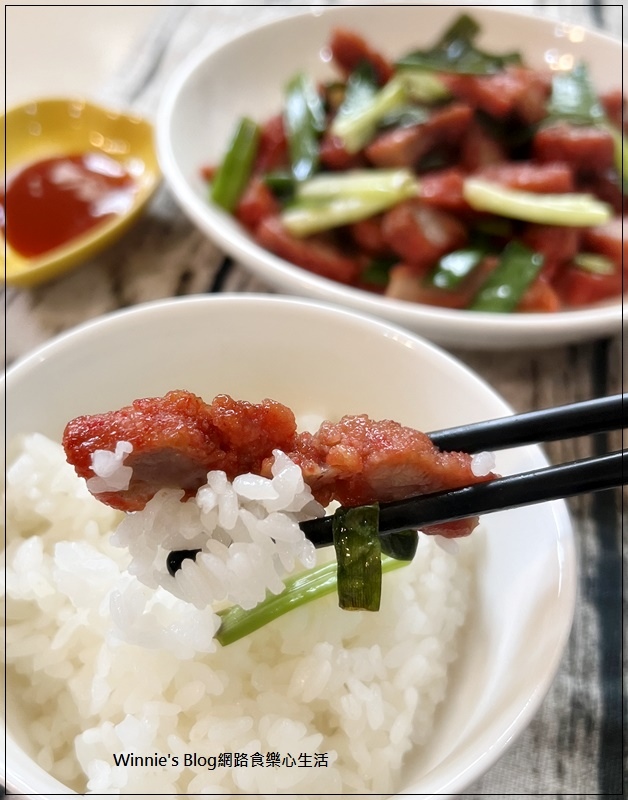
[335,61,379,121]
[216,552,411,646]
[330,65,449,155]
[284,72,326,182]
[463,178,612,227]
[379,105,430,131]
[210,117,260,212]
[361,257,397,286]
[333,504,382,611]
[573,252,616,275]
[545,61,606,126]
[425,246,489,291]
[263,169,297,201]
[296,168,418,200]
[330,77,406,154]
[396,13,522,75]
[379,529,419,561]
[469,241,543,312]
[281,169,418,237]
[393,69,451,103]
[281,195,393,237]
[604,123,628,195]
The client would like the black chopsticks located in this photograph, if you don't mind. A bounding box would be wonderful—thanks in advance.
[299,394,626,547]
[427,393,625,453]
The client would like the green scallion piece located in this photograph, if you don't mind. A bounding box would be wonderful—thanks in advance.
[361,257,397,286]
[379,105,430,131]
[280,168,418,237]
[210,117,260,212]
[425,246,488,291]
[263,169,297,201]
[573,252,616,275]
[396,13,522,75]
[333,504,382,612]
[336,61,379,120]
[330,77,407,154]
[545,61,606,126]
[393,69,451,103]
[463,177,612,227]
[283,72,326,182]
[604,123,628,195]
[469,241,544,313]
[379,529,419,561]
[216,552,410,646]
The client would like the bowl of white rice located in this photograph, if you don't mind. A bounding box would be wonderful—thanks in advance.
[2,294,576,798]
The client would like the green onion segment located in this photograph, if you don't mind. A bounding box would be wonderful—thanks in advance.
[216,552,411,646]
[463,178,612,227]
[546,61,606,125]
[330,70,449,155]
[333,504,382,612]
[280,168,418,236]
[283,72,327,182]
[469,241,543,312]
[210,117,260,212]
[331,77,406,154]
[426,246,489,290]
[396,13,521,75]
[573,252,616,275]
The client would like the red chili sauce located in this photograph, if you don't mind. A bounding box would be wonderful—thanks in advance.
[1,152,138,258]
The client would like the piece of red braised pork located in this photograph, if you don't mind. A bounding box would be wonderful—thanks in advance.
[62,390,496,538]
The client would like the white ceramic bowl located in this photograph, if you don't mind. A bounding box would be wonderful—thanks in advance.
[157,5,625,350]
[3,295,575,797]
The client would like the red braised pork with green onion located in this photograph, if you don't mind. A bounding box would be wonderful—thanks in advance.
[203,14,625,312]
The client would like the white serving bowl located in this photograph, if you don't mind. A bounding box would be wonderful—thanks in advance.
[157,5,625,350]
[2,295,575,797]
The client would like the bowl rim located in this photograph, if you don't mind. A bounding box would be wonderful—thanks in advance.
[155,4,625,348]
[2,294,577,798]
[3,96,161,288]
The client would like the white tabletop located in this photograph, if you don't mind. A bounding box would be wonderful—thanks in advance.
[4,3,160,108]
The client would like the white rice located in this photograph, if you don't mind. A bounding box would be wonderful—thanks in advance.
[3,432,474,797]
[471,450,496,477]
[88,441,134,493]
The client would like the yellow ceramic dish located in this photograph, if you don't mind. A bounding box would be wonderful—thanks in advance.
[2,98,160,287]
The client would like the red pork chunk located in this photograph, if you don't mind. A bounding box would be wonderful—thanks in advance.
[599,89,627,136]
[533,123,615,174]
[521,224,581,279]
[348,214,393,258]
[581,217,626,272]
[63,392,298,512]
[517,277,561,312]
[578,170,624,215]
[459,120,508,171]
[385,257,498,309]
[254,114,288,173]
[235,177,280,232]
[320,133,368,171]
[365,104,473,168]
[474,161,575,193]
[417,168,471,214]
[63,392,496,538]
[381,200,468,271]
[329,27,394,85]
[255,216,360,284]
[287,414,494,537]
[442,66,550,124]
